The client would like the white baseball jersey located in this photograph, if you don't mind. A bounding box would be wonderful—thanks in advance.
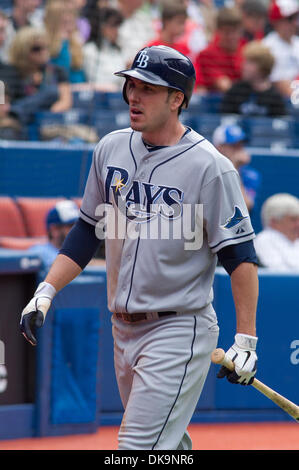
[80,127,255,315]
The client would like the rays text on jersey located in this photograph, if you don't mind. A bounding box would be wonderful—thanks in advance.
[105,165,184,222]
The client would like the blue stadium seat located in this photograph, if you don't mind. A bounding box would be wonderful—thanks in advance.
[91,110,131,138]
[31,110,91,141]
[214,0,226,8]
[243,116,296,149]
[192,113,242,141]
[72,90,118,111]
[188,93,223,114]
[105,92,128,111]
[0,0,13,12]
[35,110,90,126]
[180,111,197,128]
[72,90,97,111]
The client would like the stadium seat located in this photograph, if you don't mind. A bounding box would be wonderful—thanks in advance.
[0,197,27,237]
[105,92,128,111]
[0,0,13,13]
[193,113,242,141]
[72,90,127,111]
[243,117,296,149]
[92,110,131,138]
[0,236,47,250]
[16,197,65,237]
[72,90,97,111]
[180,111,197,128]
[35,110,90,127]
[189,93,223,114]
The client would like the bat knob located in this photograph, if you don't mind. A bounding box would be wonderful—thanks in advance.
[211,348,226,365]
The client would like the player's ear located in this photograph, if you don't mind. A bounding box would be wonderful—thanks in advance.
[169,90,185,113]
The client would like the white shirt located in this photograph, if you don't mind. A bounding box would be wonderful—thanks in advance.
[254,227,299,271]
[0,20,15,63]
[118,8,156,64]
[83,41,126,89]
[263,31,299,82]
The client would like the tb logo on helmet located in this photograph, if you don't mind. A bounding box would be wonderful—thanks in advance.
[136,50,149,69]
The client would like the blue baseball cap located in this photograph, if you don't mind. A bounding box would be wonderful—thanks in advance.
[46,200,79,229]
[212,124,247,146]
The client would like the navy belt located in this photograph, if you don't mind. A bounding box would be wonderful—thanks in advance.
[115,311,177,323]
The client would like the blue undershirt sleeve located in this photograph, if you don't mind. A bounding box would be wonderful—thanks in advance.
[217,240,258,276]
[59,217,102,270]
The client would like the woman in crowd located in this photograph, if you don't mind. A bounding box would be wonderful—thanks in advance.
[9,26,72,119]
[83,7,125,90]
[44,0,86,83]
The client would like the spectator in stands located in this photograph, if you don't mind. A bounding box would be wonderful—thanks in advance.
[254,193,299,270]
[0,10,10,63]
[44,0,86,83]
[0,14,24,101]
[68,0,91,43]
[239,0,267,46]
[83,7,125,89]
[195,6,244,93]
[263,0,299,98]
[221,40,287,117]
[212,123,261,212]
[28,200,79,270]
[145,1,190,57]
[9,27,72,122]
[194,0,217,44]
[9,0,42,31]
[1,0,44,59]
[0,88,25,140]
[117,0,156,66]
[0,61,23,103]
[149,0,210,62]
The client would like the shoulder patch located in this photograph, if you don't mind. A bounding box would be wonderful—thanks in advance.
[221,206,248,229]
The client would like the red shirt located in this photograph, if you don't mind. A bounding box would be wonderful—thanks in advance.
[145,37,191,59]
[240,30,265,47]
[195,35,244,90]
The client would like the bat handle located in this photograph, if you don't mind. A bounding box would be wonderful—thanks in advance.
[211,348,235,371]
[211,348,299,423]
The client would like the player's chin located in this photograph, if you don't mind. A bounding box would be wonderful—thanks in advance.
[130,119,145,132]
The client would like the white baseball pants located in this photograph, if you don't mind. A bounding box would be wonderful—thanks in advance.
[112,306,219,450]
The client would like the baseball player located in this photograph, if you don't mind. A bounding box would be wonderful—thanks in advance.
[20,46,259,450]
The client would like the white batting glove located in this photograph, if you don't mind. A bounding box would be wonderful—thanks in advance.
[217,333,258,385]
[20,282,56,346]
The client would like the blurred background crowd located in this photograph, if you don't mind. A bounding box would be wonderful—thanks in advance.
[1,0,299,139]
[1,0,299,271]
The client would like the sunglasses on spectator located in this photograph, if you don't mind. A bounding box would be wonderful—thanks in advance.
[30,44,47,53]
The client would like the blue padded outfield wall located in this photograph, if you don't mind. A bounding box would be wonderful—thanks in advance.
[1,141,299,438]
[0,250,298,440]
[1,142,299,234]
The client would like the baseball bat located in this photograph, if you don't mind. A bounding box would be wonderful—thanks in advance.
[211,348,299,423]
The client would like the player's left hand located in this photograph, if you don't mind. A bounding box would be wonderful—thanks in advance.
[217,333,258,385]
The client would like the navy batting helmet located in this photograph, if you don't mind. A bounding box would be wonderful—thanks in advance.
[114,45,196,109]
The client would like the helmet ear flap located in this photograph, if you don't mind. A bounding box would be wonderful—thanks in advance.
[122,78,129,105]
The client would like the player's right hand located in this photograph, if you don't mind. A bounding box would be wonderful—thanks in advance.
[20,282,56,346]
